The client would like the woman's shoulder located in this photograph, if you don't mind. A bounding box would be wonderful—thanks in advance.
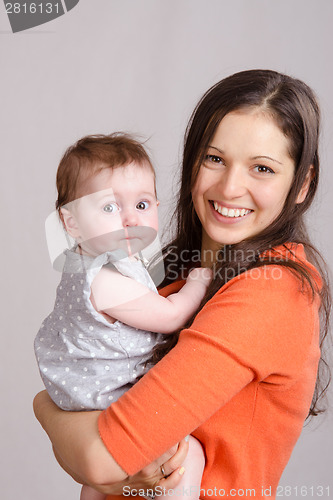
[193,243,320,350]
[216,242,322,305]
[261,242,317,269]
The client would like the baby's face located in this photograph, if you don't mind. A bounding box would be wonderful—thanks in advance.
[62,162,159,257]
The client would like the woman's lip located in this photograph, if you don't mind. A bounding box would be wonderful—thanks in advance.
[210,200,253,211]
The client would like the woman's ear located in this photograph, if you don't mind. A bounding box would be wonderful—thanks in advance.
[296,165,314,204]
[60,207,80,239]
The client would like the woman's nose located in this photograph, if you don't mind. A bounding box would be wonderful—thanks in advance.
[217,165,247,198]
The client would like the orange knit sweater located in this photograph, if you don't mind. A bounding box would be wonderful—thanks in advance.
[98,245,321,499]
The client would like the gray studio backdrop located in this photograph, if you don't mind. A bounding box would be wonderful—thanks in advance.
[1,1,333,499]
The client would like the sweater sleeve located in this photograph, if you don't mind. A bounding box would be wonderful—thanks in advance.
[98,265,316,475]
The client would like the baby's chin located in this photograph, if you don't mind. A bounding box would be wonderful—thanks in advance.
[79,226,158,258]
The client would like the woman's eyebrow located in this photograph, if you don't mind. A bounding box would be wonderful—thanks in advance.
[251,155,283,165]
[208,147,283,166]
[208,145,224,154]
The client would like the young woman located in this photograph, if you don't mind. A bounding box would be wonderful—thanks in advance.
[34,69,331,500]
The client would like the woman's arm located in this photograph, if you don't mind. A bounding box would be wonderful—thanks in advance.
[96,266,316,477]
[33,391,188,495]
[34,273,257,487]
[52,446,85,485]
[33,391,126,488]
[34,265,314,490]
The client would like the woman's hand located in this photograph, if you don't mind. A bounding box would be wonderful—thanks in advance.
[96,439,189,496]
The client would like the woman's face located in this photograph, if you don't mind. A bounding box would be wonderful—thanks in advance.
[192,109,300,253]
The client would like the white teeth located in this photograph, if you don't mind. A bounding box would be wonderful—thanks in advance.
[213,202,251,218]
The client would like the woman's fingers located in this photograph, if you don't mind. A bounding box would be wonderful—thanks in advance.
[157,466,186,491]
[158,438,189,477]
[95,440,189,495]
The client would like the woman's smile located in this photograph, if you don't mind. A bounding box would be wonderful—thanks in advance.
[210,201,253,219]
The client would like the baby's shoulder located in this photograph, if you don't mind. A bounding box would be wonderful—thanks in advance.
[91,263,127,291]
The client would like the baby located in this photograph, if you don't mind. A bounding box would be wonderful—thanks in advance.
[34,134,208,500]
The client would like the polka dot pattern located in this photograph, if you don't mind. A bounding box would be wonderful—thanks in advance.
[34,248,163,411]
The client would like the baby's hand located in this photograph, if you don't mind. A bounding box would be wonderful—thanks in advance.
[187,267,213,287]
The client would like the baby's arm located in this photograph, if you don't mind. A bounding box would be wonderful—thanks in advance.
[91,267,212,334]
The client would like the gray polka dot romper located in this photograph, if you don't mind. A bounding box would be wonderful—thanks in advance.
[34,249,164,410]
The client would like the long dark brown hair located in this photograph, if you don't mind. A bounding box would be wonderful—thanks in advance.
[153,69,331,418]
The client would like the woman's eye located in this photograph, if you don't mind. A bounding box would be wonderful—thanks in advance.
[136,201,149,210]
[103,203,119,213]
[205,154,224,164]
[255,165,275,174]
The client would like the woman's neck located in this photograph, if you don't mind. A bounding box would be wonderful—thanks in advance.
[200,246,221,267]
[200,233,223,267]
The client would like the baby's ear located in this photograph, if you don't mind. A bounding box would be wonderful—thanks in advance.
[60,207,80,239]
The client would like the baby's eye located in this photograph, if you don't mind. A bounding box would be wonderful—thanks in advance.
[254,165,275,174]
[136,201,149,210]
[103,202,119,213]
[205,154,224,164]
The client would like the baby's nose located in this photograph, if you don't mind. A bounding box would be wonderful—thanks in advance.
[121,209,139,227]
